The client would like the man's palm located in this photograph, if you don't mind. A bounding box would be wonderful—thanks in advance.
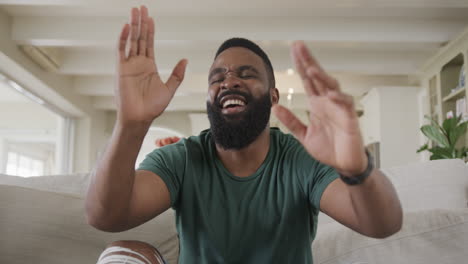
[116,6,187,126]
[273,42,366,175]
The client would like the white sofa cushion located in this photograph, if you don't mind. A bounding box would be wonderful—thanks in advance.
[0,184,179,264]
[381,159,468,212]
[313,208,468,264]
[0,173,90,197]
[318,159,468,226]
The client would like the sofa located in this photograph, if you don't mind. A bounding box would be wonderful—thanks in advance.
[1,159,467,264]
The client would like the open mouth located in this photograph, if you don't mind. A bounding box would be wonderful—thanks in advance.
[219,95,248,114]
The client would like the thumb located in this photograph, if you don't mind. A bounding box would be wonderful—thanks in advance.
[165,59,188,92]
[272,104,307,142]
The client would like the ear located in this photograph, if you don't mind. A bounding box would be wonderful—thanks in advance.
[270,88,280,104]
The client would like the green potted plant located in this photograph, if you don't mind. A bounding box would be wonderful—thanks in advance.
[417,115,468,160]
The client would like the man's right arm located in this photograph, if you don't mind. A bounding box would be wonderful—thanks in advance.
[85,123,171,232]
[85,6,187,232]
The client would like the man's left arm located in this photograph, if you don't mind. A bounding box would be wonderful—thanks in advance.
[320,168,402,238]
[273,41,402,238]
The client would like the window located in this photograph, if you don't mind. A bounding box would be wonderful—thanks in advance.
[0,73,73,176]
[6,152,45,177]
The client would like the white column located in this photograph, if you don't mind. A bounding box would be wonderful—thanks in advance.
[55,116,75,174]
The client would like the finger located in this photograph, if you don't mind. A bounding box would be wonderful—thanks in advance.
[304,77,320,96]
[147,17,155,60]
[129,7,140,57]
[309,69,327,96]
[118,23,130,61]
[166,59,188,91]
[272,104,307,142]
[138,6,149,56]
[291,43,306,79]
[294,41,330,95]
[295,41,324,72]
[307,66,340,92]
[290,43,319,96]
[155,139,162,147]
[328,91,355,112]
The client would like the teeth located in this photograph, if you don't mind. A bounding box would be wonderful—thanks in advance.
[223,99,245,108]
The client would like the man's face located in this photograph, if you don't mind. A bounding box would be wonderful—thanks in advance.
[206,47,275,150]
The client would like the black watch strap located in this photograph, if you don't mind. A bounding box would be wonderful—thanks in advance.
[339,150,374,185]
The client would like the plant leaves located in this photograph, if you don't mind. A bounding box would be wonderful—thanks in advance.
[443,116,464,145]
[417,143,429,153]
[420,125,450,148]
[429,153,445,160]
[449,120,468,146]
[425,115,448,138]
[419,115,467,160]
[429,146,454,159]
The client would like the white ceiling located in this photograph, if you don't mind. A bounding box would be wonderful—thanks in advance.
[1,0,468,112]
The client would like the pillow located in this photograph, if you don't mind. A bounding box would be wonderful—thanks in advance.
[381,159,468,211]
[313,208,468,264]
[0,185,179,264]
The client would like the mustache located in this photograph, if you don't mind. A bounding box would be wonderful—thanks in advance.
[215,90,252,107]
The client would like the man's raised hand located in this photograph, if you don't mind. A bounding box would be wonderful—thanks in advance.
[117,6,187,127]
[273,41,367,176]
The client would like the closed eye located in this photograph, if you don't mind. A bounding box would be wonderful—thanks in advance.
[210,78,223,85]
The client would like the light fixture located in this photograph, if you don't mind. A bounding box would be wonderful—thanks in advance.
[287,94,292,101]
[7,80,45,105]
[288,88,294,94]
[287,68,294,76]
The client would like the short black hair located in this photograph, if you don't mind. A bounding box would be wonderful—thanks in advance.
[215,38,276,89]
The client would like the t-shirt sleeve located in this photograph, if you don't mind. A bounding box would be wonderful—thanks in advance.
[137,140,186,209]
[291,139,339,212]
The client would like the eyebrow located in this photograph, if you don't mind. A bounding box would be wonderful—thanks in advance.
[208,65,260,80]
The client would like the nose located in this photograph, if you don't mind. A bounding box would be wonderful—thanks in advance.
[220,75,241,90]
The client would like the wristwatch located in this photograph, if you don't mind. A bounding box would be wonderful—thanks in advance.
[339,150,374,185]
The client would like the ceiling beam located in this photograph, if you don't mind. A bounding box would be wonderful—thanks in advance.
[12,16,468,47]
[74,74,413,97]
[3,1,468,14]
[0,0,81,4]
[0,9,89,117]
[92,92,369,114]
[59,46,432,76]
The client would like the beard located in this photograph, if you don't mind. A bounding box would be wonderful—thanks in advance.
[206,89,272,150]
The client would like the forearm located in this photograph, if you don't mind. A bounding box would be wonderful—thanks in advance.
[348,169,403,238]
[85,121,150,228]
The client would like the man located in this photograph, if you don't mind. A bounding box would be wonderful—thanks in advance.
[86,5,403,264]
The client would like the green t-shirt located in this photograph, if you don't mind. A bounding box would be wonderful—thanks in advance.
[138,128,338,264]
